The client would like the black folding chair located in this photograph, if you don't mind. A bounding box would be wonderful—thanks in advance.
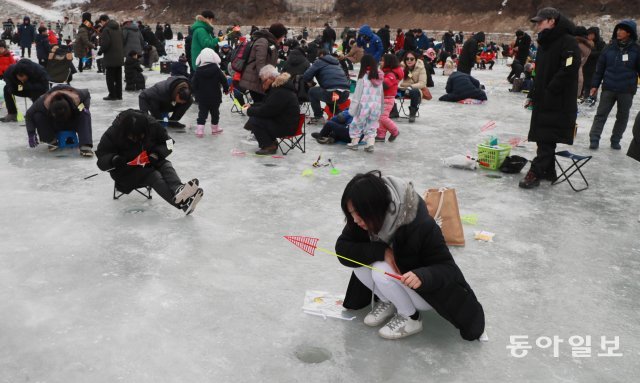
[113,183,153,200]
[552,151,592,192]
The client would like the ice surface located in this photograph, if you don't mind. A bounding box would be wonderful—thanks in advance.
[0,58,639,382]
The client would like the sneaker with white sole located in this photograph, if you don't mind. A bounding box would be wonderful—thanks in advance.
[378,313,423,339]
[174,178,199,205]
[364,301,396,327]
[182,188,203,215]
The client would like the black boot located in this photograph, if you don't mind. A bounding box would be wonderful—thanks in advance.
[408,107,417,123]
[518,170,540,189]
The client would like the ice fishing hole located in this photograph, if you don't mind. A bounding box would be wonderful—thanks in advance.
[294,345,332,364]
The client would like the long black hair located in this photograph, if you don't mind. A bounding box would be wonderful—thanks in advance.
[358,54,380,80]
[381,53,400,70]
[402,50,419,79]
[341,170,391,234]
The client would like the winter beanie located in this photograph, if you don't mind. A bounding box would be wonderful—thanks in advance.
[196,48,221,67]
[82,12,92,23]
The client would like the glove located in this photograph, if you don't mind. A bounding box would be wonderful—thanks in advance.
[28,133,39,148]
[111,155,126,168]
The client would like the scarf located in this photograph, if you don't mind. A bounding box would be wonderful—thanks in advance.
[371,176,420,244]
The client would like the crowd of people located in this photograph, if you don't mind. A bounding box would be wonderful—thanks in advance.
[0,7,639,341]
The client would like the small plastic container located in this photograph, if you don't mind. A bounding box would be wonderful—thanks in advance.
[477,143,511,170]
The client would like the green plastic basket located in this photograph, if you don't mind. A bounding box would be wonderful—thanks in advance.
[477,143,511,170]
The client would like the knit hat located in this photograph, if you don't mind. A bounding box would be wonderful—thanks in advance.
[425,48,436,60]
[178,54,188,63]
[0,40,6,49]
[82,12,92,22]
[196,48,221,66]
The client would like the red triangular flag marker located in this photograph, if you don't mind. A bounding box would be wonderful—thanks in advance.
[127,150,150,167]
[284,236,318,256]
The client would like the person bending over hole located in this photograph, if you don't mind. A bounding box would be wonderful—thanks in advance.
[25,85,93,156]
[96,109,203,215]
[138,76,193,129]
[336,171,485,340]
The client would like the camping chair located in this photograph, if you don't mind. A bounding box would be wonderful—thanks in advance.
[552,151,592,192]
[300,102,311,116]
[227,78,249,116]
[277,114,306,155]
[113,183,153,200]
[395,91,420,118]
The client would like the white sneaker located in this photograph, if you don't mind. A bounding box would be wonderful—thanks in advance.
[174,178,199,205]
[378,313,423,339]
[364,137,375,152]
[364,301,396,327]
[182,188,203,215]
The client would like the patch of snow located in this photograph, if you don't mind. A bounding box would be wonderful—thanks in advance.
[52,0,90,7]
[5,0,63,20]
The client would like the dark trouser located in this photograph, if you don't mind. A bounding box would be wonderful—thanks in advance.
[197,101,221,125]
[249,90,265,103]
[530,142,557,177]
[583,71,595,99]
[589,90,634,144]
[233,89,245,106]
[38,58,47,67]
[246,116,278,148]
[3,86,43,115]
[142,160,183,208]
[320,120,351,143]
[77,57,84,72]
[308,87,349,118]
[105,66,123,99]
[97,58,104,73]
[21,46,31,58]
[398,88,422,109]
[33,109,93,146]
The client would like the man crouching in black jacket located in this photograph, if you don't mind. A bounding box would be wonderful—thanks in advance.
[96,109,203,215]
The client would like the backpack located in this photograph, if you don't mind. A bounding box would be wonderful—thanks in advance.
[511,77,523,92]
[229,39,254,74]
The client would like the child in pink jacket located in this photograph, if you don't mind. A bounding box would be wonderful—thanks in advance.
[377,53,404,142]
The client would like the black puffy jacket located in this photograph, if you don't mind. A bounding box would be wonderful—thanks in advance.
[336,197,485,341]
[192,63,228,104]
[528,15,580,145]
[439,71,487,102]
[96,109,174,192]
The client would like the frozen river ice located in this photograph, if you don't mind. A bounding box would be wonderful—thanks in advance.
[0,61,639,382]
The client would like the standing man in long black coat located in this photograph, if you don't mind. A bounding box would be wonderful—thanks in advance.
[515,30,532,64]
[458,32,485,74]
[377,25,391,54]
[520,8,580,189]
[97,15,124,101]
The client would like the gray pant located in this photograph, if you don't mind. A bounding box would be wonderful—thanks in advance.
[589,90,634,143]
